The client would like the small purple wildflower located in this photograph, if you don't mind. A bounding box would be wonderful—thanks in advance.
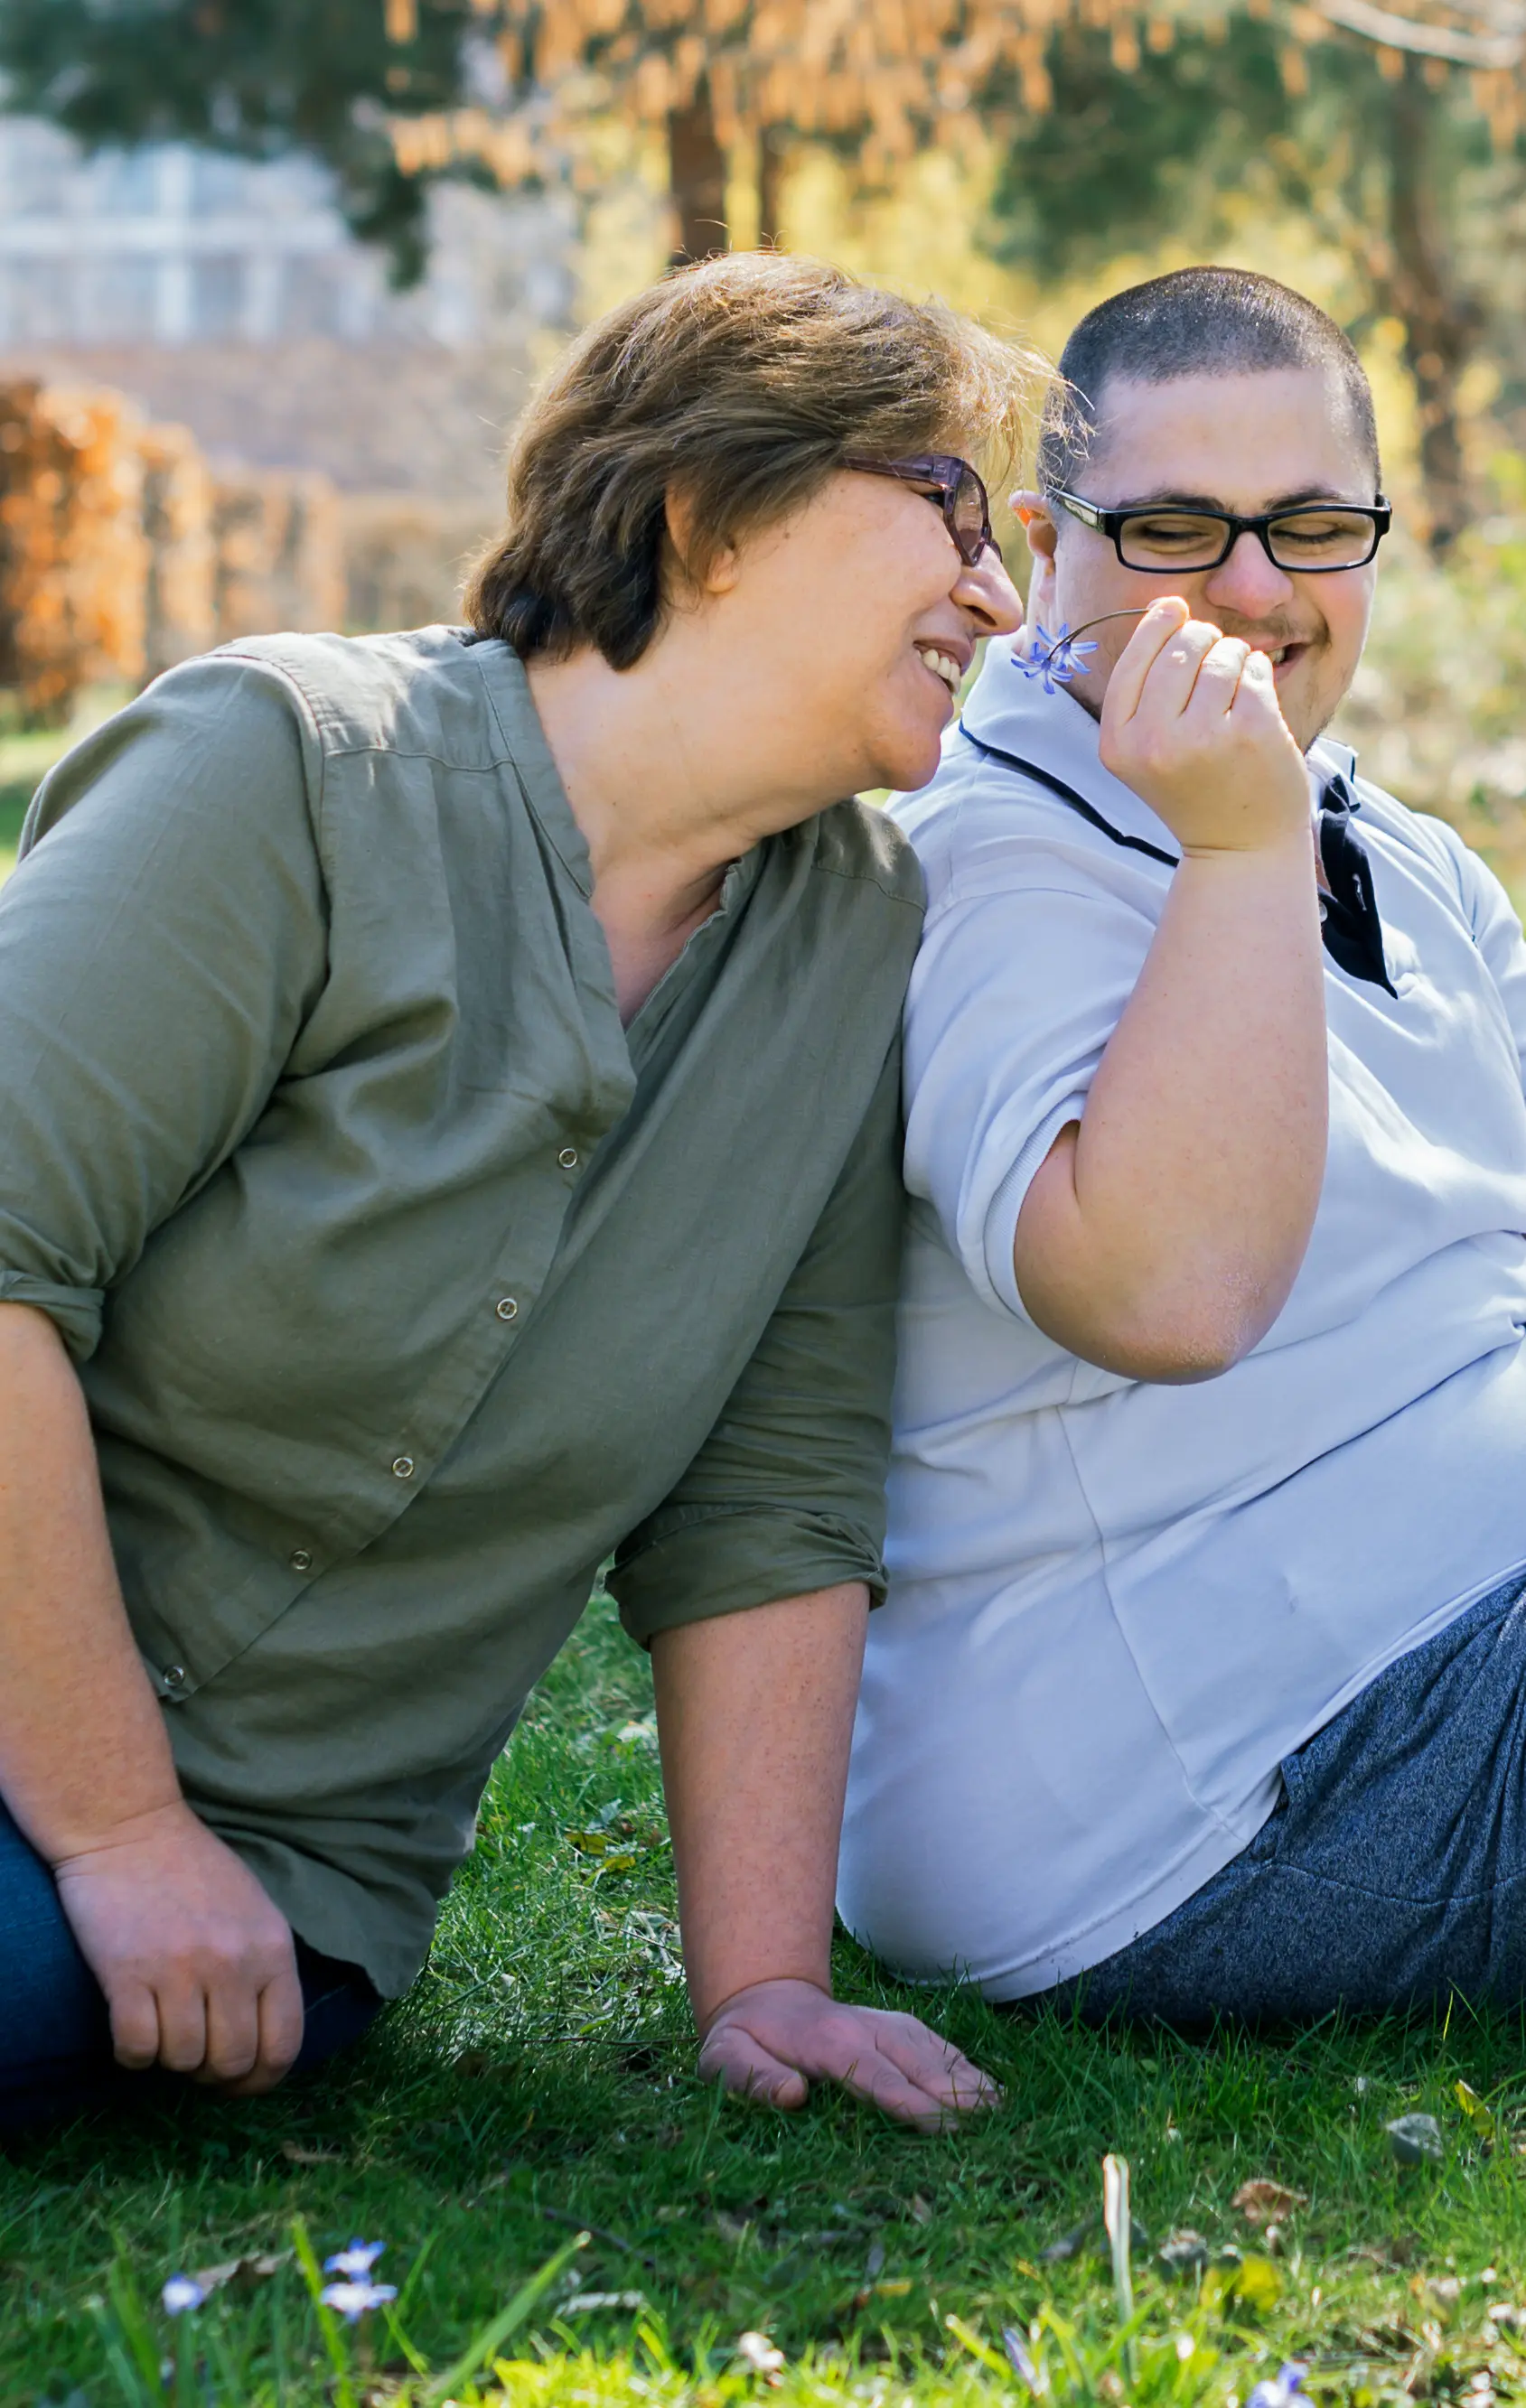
[1018,624,1099,695]
[161,2273,205,2317]
[320,2277,398,2322]
[1248,2361,1309,2408]
[323,2238,387,2279]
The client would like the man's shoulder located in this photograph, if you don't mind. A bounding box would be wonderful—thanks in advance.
[204,625,515,769]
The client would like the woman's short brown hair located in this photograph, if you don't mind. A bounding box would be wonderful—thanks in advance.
[464,252,1043,670]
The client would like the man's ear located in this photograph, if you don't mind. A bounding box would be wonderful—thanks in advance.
[664,490,740,596]
[1011,490,1059,567]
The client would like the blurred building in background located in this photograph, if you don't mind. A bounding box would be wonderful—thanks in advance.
[0,117,575,650]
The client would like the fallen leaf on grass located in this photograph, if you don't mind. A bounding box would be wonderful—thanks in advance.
[1204,2252,1283,2313]
[1038,2211,1149,2264]
[909,2193,934,2226]
[1233,2179,1308,2226]
[1456,2082,1498,2143]
[1158,2230,1209,2279]
[190,2252,291,2295]
[278,2142,343,2167]
[1387,2114,1444,2165]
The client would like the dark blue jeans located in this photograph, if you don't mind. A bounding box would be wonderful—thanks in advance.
[1042,1567,1526,2028]
[0,1801,381,2134]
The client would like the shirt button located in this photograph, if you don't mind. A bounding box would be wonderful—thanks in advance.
[290,1548,314,1574]
[163,1665,186,1688]
[495,1296,518,1321]
[557,1146,579,1170]
[392,1455,415,1479]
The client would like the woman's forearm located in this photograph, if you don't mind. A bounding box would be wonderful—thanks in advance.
[1015,829,1327,1381]
[0,1302,182,1857]
[650,1582,868,2025]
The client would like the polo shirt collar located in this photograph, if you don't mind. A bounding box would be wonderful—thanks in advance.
[961,636,1364,823]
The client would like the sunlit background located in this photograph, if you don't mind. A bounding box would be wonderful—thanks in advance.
[2,0,1524,893]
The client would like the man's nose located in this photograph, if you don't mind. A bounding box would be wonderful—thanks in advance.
[958,545,1025,635]
[1201,530,1296,620]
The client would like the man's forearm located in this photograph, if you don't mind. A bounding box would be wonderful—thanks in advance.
[649,1582,869,2026]
[1016,833,1326,1380]
[0,1302,182,1860]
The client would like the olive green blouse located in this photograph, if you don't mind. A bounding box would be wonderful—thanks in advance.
[0,628,923,1994]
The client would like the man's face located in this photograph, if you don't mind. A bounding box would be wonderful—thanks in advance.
[1021,365,1381,753]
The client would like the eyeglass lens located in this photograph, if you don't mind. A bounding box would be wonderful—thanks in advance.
[1117,508,1379,571]
[950,467,989,562]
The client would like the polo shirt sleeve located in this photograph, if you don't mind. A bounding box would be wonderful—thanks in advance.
[607,1036,903,1645]
[1430,817,1526,1095]
[0,658,327,1358]
[902,842,1156,1321]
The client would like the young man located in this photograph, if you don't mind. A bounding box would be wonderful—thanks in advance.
[838,266,1526,2022]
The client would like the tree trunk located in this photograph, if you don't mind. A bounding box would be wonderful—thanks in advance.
[667,75,729,265]
[757,125,787,248]
[1383,57,1475,558]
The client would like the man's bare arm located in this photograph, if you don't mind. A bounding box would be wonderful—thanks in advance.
[651,1583,997,2131]
[0,1301,302,2087]
[1015,600,1328,1382]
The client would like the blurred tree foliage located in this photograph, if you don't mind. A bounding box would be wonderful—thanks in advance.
[988,21,1510,555]
[0,0,489,285]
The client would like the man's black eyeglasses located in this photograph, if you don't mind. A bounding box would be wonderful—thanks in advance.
[1051,487,1392,574]
[844,453,998,566]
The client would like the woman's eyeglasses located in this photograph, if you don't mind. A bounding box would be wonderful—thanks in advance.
[843,453,998,566]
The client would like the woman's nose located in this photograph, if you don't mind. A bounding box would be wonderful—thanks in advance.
[958,545,1025,635]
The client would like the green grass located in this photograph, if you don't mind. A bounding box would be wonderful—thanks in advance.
[8,1591,1526,2406]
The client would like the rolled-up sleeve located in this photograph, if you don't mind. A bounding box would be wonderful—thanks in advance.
[608,1035,904,1644]
[0,658,327,1358]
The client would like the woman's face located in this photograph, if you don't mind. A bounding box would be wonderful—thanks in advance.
[695,462,1024,801]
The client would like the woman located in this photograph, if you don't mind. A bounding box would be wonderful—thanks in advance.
[0,252,1029,2130]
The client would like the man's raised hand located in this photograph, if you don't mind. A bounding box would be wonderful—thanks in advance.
[51,1798,304,2094]
[1100,595,1312,859]
[697,1975,999,2132]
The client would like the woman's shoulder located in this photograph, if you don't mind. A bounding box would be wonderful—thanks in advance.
[802,796,927,915]
[203,625,509,769]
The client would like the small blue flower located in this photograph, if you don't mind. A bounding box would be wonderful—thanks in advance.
[320,2276,399,2322]
[1018,624,1099,695]
[161,2273,205,2317]
[1248,2361,1308,2408]
[323,2238,386,2279]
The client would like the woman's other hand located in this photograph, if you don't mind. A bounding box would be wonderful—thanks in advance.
[53,1798,304,2093]
[697,1975,999,2131]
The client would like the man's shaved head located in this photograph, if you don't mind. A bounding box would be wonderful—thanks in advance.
[1038,266,1381,498]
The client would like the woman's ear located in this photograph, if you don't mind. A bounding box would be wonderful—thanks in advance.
[664,490,740,595]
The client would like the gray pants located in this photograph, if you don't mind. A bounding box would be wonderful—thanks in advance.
[1040,1567,1526,2027]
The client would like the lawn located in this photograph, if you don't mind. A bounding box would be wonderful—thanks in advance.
[6,1587,1526,2407]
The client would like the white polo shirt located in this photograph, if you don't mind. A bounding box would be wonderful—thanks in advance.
[838,638,1526,2000]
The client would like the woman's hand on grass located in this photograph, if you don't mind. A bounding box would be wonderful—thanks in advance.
[52,1798,304,2094]
[697,1975,1000,2131]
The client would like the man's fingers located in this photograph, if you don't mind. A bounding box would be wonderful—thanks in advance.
[1100,596,1192,723]
[698,2020,809,2109]
[1182,633,1253,720]
[871,2014,1002,2114]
